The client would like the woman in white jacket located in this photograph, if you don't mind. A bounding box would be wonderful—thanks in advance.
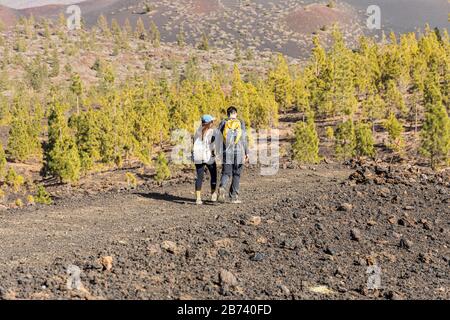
[192,115,218,205]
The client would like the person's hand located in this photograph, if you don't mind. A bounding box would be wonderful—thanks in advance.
[244,154,249,164]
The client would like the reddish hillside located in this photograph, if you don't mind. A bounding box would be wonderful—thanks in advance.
[22,4,64,16]
[0,5,17,27]
[286,3,352,34]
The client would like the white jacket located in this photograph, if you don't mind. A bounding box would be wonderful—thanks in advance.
[193,127,216,164]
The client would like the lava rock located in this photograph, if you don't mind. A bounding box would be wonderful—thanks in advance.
[338,203,353,212]
[248,216,262,226]
[219,269,238,288]
[161,241,179,254]
[100,256,113,271]
[350,228,362,241]
[250,252,265,262]
[399,238,413,250]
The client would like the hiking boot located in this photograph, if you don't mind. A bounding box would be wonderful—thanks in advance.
[211,192,218,202]
[218,188,226,202]
[196,191,203,205]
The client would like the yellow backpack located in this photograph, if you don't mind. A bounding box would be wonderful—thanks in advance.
[223,119,242,145]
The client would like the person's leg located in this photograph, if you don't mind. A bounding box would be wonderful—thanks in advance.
[195,164,205,204]
[230,162,243,202]
[218,163,232,202]
[207,162,218,191]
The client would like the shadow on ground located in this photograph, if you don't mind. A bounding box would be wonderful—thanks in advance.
[136,192,196,204]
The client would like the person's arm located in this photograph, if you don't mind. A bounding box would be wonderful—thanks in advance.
[218,120,226,135]
[241,120,249,156]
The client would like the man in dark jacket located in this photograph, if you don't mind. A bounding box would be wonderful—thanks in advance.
[217,106,249,204]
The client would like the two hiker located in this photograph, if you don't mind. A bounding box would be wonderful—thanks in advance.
[193,106,249,205]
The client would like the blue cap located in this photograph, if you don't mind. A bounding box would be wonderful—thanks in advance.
[201,115,215,124]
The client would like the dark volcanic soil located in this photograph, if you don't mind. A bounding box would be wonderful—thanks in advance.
[0,163,448,300]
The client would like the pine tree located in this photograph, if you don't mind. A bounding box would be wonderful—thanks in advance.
[269,54,293,111]
[384,112,404,152]
[7,97,42,162]
[250,81,279,129]
[154,152,171,182]
[292,70,310,118]
[385,80,407,115]
[335,119,356,159]
[0,143,6,179]
[69,108,101,173]
[111,18,121,37]
[70,73,83,113]
[355,122,376,158]
[307,35,332,116]
[97,14,110,37]
[354,36,381,97]
[25,55,48,90]
[228,65,251,126]
[292,116,320,164]
[177,25,186,47]
[43,19,51,38]
[325,28,357,117]
[420,80,450,169]
[363,93,386,131]
[44,100,81,183]
[149,21,160,48]
[381,32,403,84]
[35,184,52,205]
[135,18,147,40]
[5,167,24,192]
[124,18,133,38]
[49,49,60,78]
[198,33,209,51]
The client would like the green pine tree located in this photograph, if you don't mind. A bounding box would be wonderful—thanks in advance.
[35,184,52,205]
[44,100,81,183]
[70,73,83,113]
[355,122,376,158]
[0,143,7,179]
[154,152,171,182]
[420,81,450,169]
[384,112,404,152]
[335,119,356,159]
[292,116,320,164]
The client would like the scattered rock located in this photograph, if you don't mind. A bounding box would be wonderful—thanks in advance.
[214,238,234,248]
[350,228,362,241]
[100,256,113,271]
[324,246,336,256]
[250,252,265,262]
[388,216,397,224]
[308,285,335,295]
[418,253,432,264]
[279,285,290,295]
[256,236,267,244]
[178,294,193,300]
[0,288,16,300]
[147,244,162,255]
[385,290,404,300]
[399,238,413,250]
[420,219,433,230]
[219,269,238,288]
[161,241,180,254]
[248,216,262,226]
[337,203,353,212]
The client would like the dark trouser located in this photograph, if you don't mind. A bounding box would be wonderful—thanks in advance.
[195,162,217,192]
[220,157,244,199]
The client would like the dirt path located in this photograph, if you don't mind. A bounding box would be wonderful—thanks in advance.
[0,165,448,300]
